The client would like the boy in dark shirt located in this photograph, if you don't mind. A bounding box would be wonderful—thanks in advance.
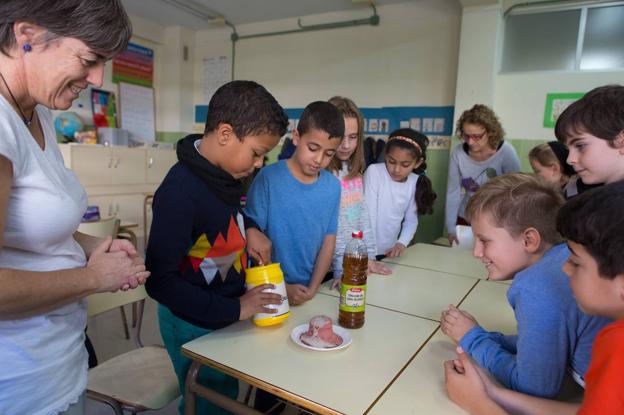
[146,80,288,415]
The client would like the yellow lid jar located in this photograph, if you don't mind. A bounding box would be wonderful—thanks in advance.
[245,263,290,326]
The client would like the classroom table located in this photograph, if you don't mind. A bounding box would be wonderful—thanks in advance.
[382,243,487,280]
[368,280,515,414]
[182,293,440,415]
[317,263,479,321]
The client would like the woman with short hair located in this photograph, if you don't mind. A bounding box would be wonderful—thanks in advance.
[0,1,148,414]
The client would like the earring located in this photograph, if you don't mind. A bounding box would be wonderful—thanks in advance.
[23,43,32,52]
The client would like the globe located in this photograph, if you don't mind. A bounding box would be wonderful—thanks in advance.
[54,112,84,140]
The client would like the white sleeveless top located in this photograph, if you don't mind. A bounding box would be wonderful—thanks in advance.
[0,95,88,415]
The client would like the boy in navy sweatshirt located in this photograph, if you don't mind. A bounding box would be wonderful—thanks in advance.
[440,173,609,398]
[145,80,288,415]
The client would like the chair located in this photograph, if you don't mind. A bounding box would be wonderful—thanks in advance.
[86,286,180,415]
[78,217,130,339]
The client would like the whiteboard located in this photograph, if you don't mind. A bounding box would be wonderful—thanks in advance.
[118,82,155,144]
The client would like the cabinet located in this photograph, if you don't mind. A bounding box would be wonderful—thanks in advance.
[60,144,176,252]
[147,147,178,184]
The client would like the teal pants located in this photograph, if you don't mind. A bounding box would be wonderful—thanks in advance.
[158,305,238,415]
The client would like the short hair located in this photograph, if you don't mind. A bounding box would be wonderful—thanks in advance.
[465,173,564,245]
[204,80,288,139]
[557,180,624,279]
[297,101,344,139]
[455,104,505,149]
[327,96,365,178]
[0,0,131,57]
[555,84,624,145]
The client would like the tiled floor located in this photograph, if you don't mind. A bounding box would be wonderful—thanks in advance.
[86,298,303,415]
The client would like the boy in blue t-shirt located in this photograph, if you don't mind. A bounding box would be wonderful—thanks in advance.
[440,173,610,398]
[245,101,343,306]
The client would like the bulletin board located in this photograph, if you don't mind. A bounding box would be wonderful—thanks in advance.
[118,81,156,144]
[543,92,584,128]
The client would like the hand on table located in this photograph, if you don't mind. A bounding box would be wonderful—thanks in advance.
[286,284,312,305]
[445,347,498,414]
[330,279,341,291]
[368,260,392,275]
[384,242,406,258]
[441,305,479,344]
[88,236,150,292]
[239,284,283,320]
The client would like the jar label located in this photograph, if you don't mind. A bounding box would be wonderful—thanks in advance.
[247,281,290,320]
[339,283,367,312]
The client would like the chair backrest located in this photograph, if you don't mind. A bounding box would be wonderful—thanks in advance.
[88,285,149,348]
[78,217,120,238]
[87,285,148,318]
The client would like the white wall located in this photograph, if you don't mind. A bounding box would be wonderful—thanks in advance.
[193,0,462,109]
[453,5,501,127]
[454,3,624,141]
[495,70,624,140]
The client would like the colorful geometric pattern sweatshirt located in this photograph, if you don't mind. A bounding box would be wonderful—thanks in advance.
[146,137,249,329]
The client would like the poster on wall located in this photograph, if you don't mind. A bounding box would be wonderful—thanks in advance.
[203,56,230,102]
[118,82,155,144]
[90,88,117,128]
[113,42,154,87]
[543,92,584,128]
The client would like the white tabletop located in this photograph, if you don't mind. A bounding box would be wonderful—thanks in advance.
[383,243,487,280]
[318,263,478,321]
[369,280,516,414]
[183,294,439,415]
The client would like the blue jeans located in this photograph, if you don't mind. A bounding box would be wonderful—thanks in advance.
[158,305,238,415]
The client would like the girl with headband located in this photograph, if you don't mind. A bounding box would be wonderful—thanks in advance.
[364,128,437,258]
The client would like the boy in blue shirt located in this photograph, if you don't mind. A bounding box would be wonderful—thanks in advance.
[145,80,288,415]
[245,101,343,306]
[440,173,610,398]
[445,180,624,415]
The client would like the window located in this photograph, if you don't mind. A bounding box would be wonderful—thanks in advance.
[502,3,624,72]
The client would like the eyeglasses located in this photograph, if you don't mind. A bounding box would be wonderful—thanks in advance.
[461,131,487,141]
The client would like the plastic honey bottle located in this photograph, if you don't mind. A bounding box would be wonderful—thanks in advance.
[339,230,368,329]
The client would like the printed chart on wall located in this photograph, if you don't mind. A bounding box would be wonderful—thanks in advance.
[113,42,154,87]
[118,82,156,144]
[284,106,455,150]
[543,92,584,128]
[203,56,230,102]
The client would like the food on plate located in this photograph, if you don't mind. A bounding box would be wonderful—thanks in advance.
[299,315,343,348]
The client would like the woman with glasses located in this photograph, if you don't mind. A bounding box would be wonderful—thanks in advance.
[445,104,520,246]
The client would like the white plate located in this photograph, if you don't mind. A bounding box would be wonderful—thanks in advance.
[290,323,352,352]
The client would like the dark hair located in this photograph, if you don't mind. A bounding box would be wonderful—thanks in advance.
[466,173,564,246]
[204,80,288,139]
[297,101,344,139]
[386,128,437,215]
[0,0,131,57]
[557,180,624,279]
[555,84,624,145]
[455,104,505,149]
[327,96,365,178]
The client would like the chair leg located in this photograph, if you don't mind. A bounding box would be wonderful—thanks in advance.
[119,306,130,340]
[243,384,254,405]
[132,302,137,328]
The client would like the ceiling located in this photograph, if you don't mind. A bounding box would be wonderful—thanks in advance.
[120,0,417,30]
